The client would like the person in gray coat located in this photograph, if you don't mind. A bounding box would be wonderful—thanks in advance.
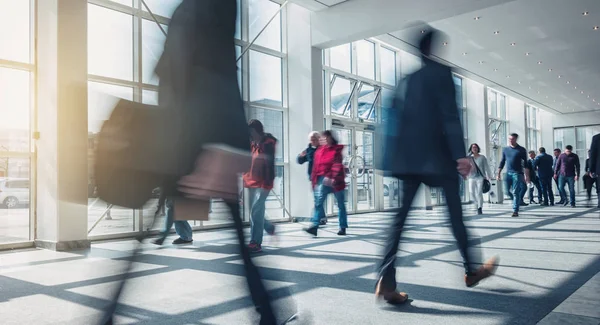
[376,26,498,305]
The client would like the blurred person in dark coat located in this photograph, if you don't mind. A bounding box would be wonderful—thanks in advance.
[589,134,600,208]
[376,26,498,304]
[154,1,278,323]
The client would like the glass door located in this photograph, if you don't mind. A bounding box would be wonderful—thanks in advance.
[329,126,376,214]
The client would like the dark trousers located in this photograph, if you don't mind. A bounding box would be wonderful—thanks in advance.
[539,177,554,205]
[378,175,474,290]
[583,174,596,199]
[226,200,277,324]
[528,178,542,202]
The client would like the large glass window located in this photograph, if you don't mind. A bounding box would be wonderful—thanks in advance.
[88,4,134,81]
[356,40,375,80]
[330,44,352,73]
[0,0,30,63]
[249,0,281,51]
[526,105,540,151]
[380,47,396,86]
[142,20,167,85]
[249,50,282,106]
[0,68,31,151]
[554,125,600,192]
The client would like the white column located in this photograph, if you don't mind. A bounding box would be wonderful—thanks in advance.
[35,0,89,250]
[287,4,316,218]
[466,79,486,153]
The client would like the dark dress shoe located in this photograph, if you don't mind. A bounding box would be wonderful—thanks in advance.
[520,202,529,206]
[152,238,165,245]
[304,226,318,236]
[511,212,519,217]
[337,228,346,236]
[465,256,499,287]
[477,208,483,215]
[172,238,193,244]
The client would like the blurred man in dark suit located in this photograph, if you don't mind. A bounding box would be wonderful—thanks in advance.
[589,134,600,208]
[376,26,498,305]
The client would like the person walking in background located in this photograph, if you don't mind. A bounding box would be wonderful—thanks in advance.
[304,130,348,236]
[297,131,326,225]
[497,133,530,217]
[375,27,498,305]
[152,188,193,245]
[526,150,542,204]
[468,143,492,215]
[553,148,565,204]
[589,133,600,208]
[554,145,580,208]
[534,147,555,206]
[583,150,596,201]
[243,119,277,253]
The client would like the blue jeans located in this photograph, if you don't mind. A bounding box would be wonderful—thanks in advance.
[506,172,526,212]
[311,177,348,228]
[160,199,193,241]
[248,187,274,246]
[558,176,576,206]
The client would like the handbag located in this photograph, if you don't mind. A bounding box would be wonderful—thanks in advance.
[472,157,491,194]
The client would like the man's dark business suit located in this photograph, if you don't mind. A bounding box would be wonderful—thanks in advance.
[589,133,600,207]
[378,32,475,292]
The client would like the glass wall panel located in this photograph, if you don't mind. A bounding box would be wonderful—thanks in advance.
[142,0,182,18]
[554,128,576,150]
[383,177,400,209]
[0,158,30,243]
[330,77,354,117]
[0,68,30,152]
[249,50,282,106]
[249,0,281,51]
[380,47,396,86]
[142,20,167,85]
[356,40,375,80]
[88,4,134,81]
[248,107,284,163]
[357,84,378,121]
[0,0,30,63]
[330,44,351,73]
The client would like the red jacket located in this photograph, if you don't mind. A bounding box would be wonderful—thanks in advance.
[243,134,277,190]
[311,144,346,192]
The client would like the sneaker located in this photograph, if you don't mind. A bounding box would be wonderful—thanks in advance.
[304,226,318,236]
[248,242,262,253]
[172,238,193,245]
[477,208,483,215]
[337,228,346,236]
[511,212,519,217]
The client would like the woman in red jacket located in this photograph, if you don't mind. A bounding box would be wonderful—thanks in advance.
[304,130,348,236]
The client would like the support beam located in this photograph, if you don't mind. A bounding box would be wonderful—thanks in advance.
[310,0,516,48]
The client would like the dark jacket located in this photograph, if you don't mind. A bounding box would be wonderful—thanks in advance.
[243,134,277,190]
[311,145,346,192]
[534,153,554,179]
[380,56,464,177]
[554,152,581,177]
[155,0,249,198]
[589,133,600,176]
[297,144,319,179]
[526,159,538,180]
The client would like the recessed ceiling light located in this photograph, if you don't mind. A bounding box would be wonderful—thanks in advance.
[494,68,498,71]
[588,95,590,98]
[462,52,467,56]
[594,26,599,30]
[538,61,543,64]
[478,60,484,64]
[443,42,448,46]
[558,75,562,78]
[421,30,426,34]
[581,91,584,94]
[506,75,510,78]
[494,31,500,35]
[528,86,532,89]
[583,11,589,16]
[474,16,481,20]
[566,81,570,84]
[574,86,577,89]
[548,68,553,72]
[510,42,516,46]
[518,81,522,84]
[525,52,530,56]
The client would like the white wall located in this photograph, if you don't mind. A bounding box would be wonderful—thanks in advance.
[552,111,600,128]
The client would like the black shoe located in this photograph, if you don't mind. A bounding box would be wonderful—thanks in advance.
[172,238,193,245]
[152,237,165,245]
[571,205,576,208]
[550,202,555,206]
[337,228,346,236]
[557,200,565,205]
[541,203,549,206]
[319,219,327,226]
[563,201,569,207]
[304,226,318,236]
[520,202,529,206]
[530,200,537,205]
[511,212,519,217]
[477,208,483,215]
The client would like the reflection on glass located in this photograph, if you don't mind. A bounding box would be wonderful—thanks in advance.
[0,158,31,243]
[248,107,284,163]
[380,47,396,86]
[330,44,351,73]
[0,68,30,152]
[88,82,134,134]
[355,130,375,211]
[357,84,379,120]
[0,0,30,63]
[249,0,281,51]
[88,4,134,81]
[330,77,353,117]
[142,0,182,18]
[249,51,282,106]
[356,40,375,80]
[142,20,167,85]
[142,89,158,105]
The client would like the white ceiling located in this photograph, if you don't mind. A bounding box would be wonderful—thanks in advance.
[290,0,351,11]
[387,0,600,114]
